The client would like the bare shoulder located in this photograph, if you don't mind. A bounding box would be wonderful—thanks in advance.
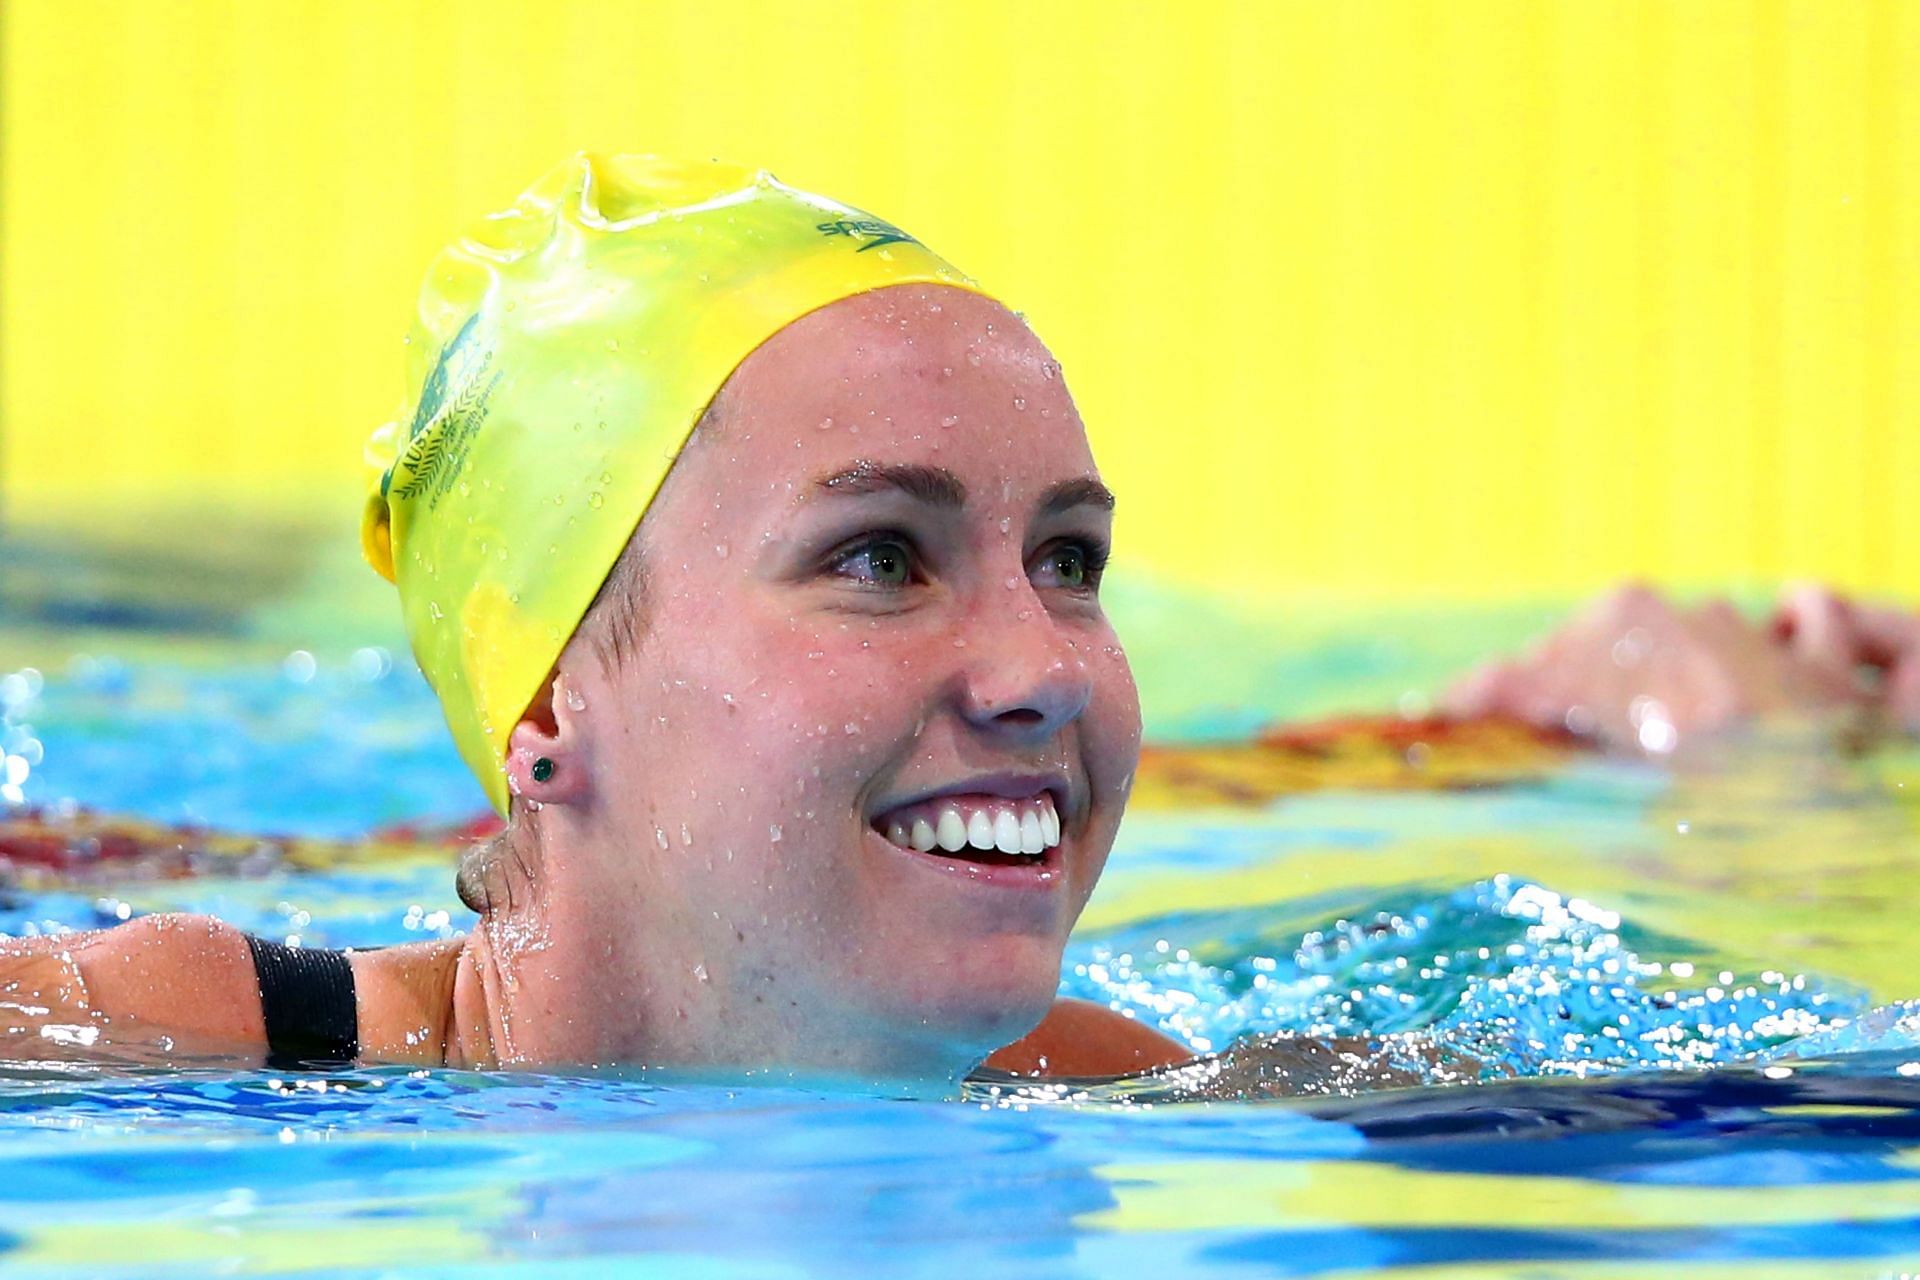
[984,998,1194,1078]
[0,914,265,1052]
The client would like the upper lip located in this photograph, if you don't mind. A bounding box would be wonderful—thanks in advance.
[870,770,1075,825]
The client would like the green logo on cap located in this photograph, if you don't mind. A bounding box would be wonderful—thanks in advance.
[816,218,915,252]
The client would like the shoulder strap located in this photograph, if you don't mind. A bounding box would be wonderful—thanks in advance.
[244,935,360,1069]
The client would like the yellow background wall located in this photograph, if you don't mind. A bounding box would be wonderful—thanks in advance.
[2,0,1914,602]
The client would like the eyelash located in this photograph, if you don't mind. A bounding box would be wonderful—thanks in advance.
[828,529,1110,593]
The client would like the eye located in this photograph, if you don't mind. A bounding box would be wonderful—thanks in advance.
[830,534,916,589]
[1035,538,1110,591]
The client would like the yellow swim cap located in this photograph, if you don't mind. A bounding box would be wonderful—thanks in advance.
[363,153,980,814]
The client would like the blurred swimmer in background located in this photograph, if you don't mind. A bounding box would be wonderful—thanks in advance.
[1445,582,1920,751]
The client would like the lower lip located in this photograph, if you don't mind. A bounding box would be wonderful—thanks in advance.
[863,823,1067,892]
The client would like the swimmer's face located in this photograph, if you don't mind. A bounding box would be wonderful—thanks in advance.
[565,286,1140,1073]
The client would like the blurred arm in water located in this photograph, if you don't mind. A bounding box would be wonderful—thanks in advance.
[1440,583,1920,752]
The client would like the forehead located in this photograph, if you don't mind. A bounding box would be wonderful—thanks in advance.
[679,286,1099,506]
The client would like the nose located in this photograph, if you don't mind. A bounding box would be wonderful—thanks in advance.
[952,584,1095,742]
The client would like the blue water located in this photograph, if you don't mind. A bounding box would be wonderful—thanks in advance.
[6,653,1920,1276]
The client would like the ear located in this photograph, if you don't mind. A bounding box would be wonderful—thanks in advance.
[504,669,593,807]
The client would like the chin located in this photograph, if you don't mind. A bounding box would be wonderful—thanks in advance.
[866,934,1065,1056]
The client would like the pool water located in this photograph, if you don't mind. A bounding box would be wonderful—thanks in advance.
[7,598,1920,1274]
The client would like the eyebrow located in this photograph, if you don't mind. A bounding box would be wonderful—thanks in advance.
[811,462,1115,516]
[815,462,966,508]
[1036,476,1117,518]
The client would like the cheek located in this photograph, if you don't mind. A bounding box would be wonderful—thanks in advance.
[1086,633,1144,777]
[739,613,927,745]
[656,610,913,849]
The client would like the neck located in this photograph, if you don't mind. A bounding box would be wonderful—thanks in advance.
[365,925,991,1083]
[364,821,998,1081]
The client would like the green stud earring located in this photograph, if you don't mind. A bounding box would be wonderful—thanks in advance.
[531,757,554,783]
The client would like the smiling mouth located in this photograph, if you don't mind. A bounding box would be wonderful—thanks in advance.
[869,792,1062,867]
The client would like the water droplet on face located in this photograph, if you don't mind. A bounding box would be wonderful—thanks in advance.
[817,416,835,431]
[1013,397,1027,411]
[565,686,587,712]
[1005,576,1019,590]
[842,722,860,735]
[941,366,954,378]
[769,824,783,843]
[1042,361,1059,380]
[1016,608,1031,621]
[953,637,967,649]
[654,826,670,850]
[694,963,710,983]
[714,541,730,559]
[998,516,1011,535]
[966,350,983,367]
[680,823,693,845]
[940,414,960,428]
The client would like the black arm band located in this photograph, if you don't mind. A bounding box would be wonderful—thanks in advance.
[244,935,360,1070]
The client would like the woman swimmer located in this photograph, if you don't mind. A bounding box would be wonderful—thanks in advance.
[0,154,1199,1085]
[5,155,1912,1091]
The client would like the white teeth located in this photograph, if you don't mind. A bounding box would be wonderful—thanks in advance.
[936,808,968,852]
[878,794,1064,857]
